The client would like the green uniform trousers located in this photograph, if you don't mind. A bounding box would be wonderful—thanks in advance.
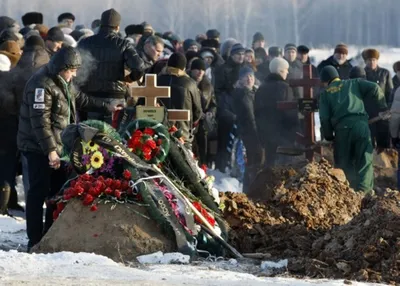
[334,119,374,192]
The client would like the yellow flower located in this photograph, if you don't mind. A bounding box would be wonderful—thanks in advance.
[82,140,100,153]
[90,151,104,169]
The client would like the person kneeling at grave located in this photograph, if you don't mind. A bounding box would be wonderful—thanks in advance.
[17,46,120,251]
[254,57,299,167]
[319,66,388,193]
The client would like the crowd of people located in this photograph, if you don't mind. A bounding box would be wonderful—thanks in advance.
[0,8,400,249]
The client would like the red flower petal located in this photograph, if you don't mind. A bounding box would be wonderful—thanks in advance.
[114,189,122,199]
[143,127,155,136]
[90,205,98,212]
[123,170,132,180]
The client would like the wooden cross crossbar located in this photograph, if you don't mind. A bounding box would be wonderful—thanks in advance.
[130,74,191,122]
[277,65,321,161]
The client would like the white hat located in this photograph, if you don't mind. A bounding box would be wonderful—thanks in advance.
[0,54,11,71]
[269,57,289,74]
[61,27,73,35]
[63,34,77,48]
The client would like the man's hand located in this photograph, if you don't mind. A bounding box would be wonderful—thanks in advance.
[48,151,60,169]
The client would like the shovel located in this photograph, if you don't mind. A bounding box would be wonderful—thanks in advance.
[276,111,391,156]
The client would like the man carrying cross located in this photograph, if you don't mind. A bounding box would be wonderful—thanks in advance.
[319,66,388,193]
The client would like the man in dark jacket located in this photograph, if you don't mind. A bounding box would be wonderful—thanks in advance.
[284,44,303,99]
[317,43,352,79]
[44,27,64,58]
[214,43,245,171]
[362,49,393,106]
[2,35,50,210]
[154,53,202,144]
[232,66,262,193]
[255,57,299,167]
[297,45,318,77]
[393,61,400,93]
[17,47,117,250]
[138,35,164,72]
[189,58,217,166]
[78,8,145,124]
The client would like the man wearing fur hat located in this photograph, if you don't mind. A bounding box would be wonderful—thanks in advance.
[125,24,144,46]
[363,49,393,106]
[20,12,43,36]
[255,58,299,167]
[78,8,144,124]
[317,43,353,79]
[57,13,75,29]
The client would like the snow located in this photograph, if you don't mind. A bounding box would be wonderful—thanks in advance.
[261,259,289,270]
[137,251,190,265]
[208,169,242,193]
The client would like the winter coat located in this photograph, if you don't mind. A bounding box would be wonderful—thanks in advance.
[156,67,203,143]
[393,75,400,93]
[78,27,144,99]
[198,76,217,116]
[232,86,259,146]
[319,79,387,142]
[365,66,393,106]
[317,55,353,80]
[0,71,18,150]
[214,57,243,103]
[254,73,299,147]
[17,63,109,156]
[138,50,154,73]
[286,59,303,99]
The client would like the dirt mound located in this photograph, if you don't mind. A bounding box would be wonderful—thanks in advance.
[304,191,400,284]
[33,199,176,263]
[221,159,362,255]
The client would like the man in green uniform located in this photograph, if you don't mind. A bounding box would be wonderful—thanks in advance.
[319,66,388,192]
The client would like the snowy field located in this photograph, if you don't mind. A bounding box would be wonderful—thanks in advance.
[0,46,396,285]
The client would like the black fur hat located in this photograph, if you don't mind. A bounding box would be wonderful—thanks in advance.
[125,24,144,36]
[57,13,75,23]
[22,12,43,26]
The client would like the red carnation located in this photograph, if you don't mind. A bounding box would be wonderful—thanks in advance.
[157,139,162,146]
[53,210,59,220]
[104,187,113,195]
[112,180,122,189]
[97,176,105,182]
[133,130,143,137]
[70,180,77,187]
[90,204,98,212]
[121,180,130,191]
[56,202,65,213]
[143,146,152,156]
[145,139,157,150]
[75,186,85,196]
[143,127,155,136]
[105,178,113,187]
[169,126,178,133]
[81,174,92,182]
[83,194,94,206]
[123,170,132,180]
[114,189,122,199]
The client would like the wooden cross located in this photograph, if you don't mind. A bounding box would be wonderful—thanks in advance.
[277,65,321,161]
[130,74,191,122]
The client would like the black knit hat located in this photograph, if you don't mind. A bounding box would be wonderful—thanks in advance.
[57,13,75,23]
[191,58,206,71]
[22,12,43,26]
[320,65,339,83]
[47,27,64,42]
[268,46,282,57]
[230,43,245,55]
[201,39,220,49]
[100,9,121,27]
[25,35,45,48]
[297,45,310,54]
[349,66,366,79]
[185,50,198,64]
[49,46,81,74]
[125,24,144,36]
[167,52,187,70]
[206,29,220,39]
[252,32,264,43]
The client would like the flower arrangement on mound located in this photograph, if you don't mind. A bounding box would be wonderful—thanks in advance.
[54,119,232,257]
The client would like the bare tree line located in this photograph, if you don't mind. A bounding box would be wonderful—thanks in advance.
[4,0,400,46]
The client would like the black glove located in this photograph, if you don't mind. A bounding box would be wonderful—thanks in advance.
[391,137,399,147]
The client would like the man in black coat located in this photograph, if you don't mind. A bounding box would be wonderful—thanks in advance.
[78,8,144,124]
[188,58,217,166]
[297,45,318,78]
[363,49,393,106]
[154,53,202,145]
[17,47,118,250]
[232,66,262,193]
[255,58,299,167]
[214,43,245,171]
[317,43,352,79]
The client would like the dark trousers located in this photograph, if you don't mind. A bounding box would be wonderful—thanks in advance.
[216,120,234,172]
[0,146,19,210]
[242,136,263,194]
[193,122,208,166]
[24,152,67,247]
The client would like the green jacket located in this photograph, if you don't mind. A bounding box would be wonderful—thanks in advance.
[319,78,387,140]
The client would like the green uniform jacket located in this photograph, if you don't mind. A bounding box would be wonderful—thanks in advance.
[319,78,387,140]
